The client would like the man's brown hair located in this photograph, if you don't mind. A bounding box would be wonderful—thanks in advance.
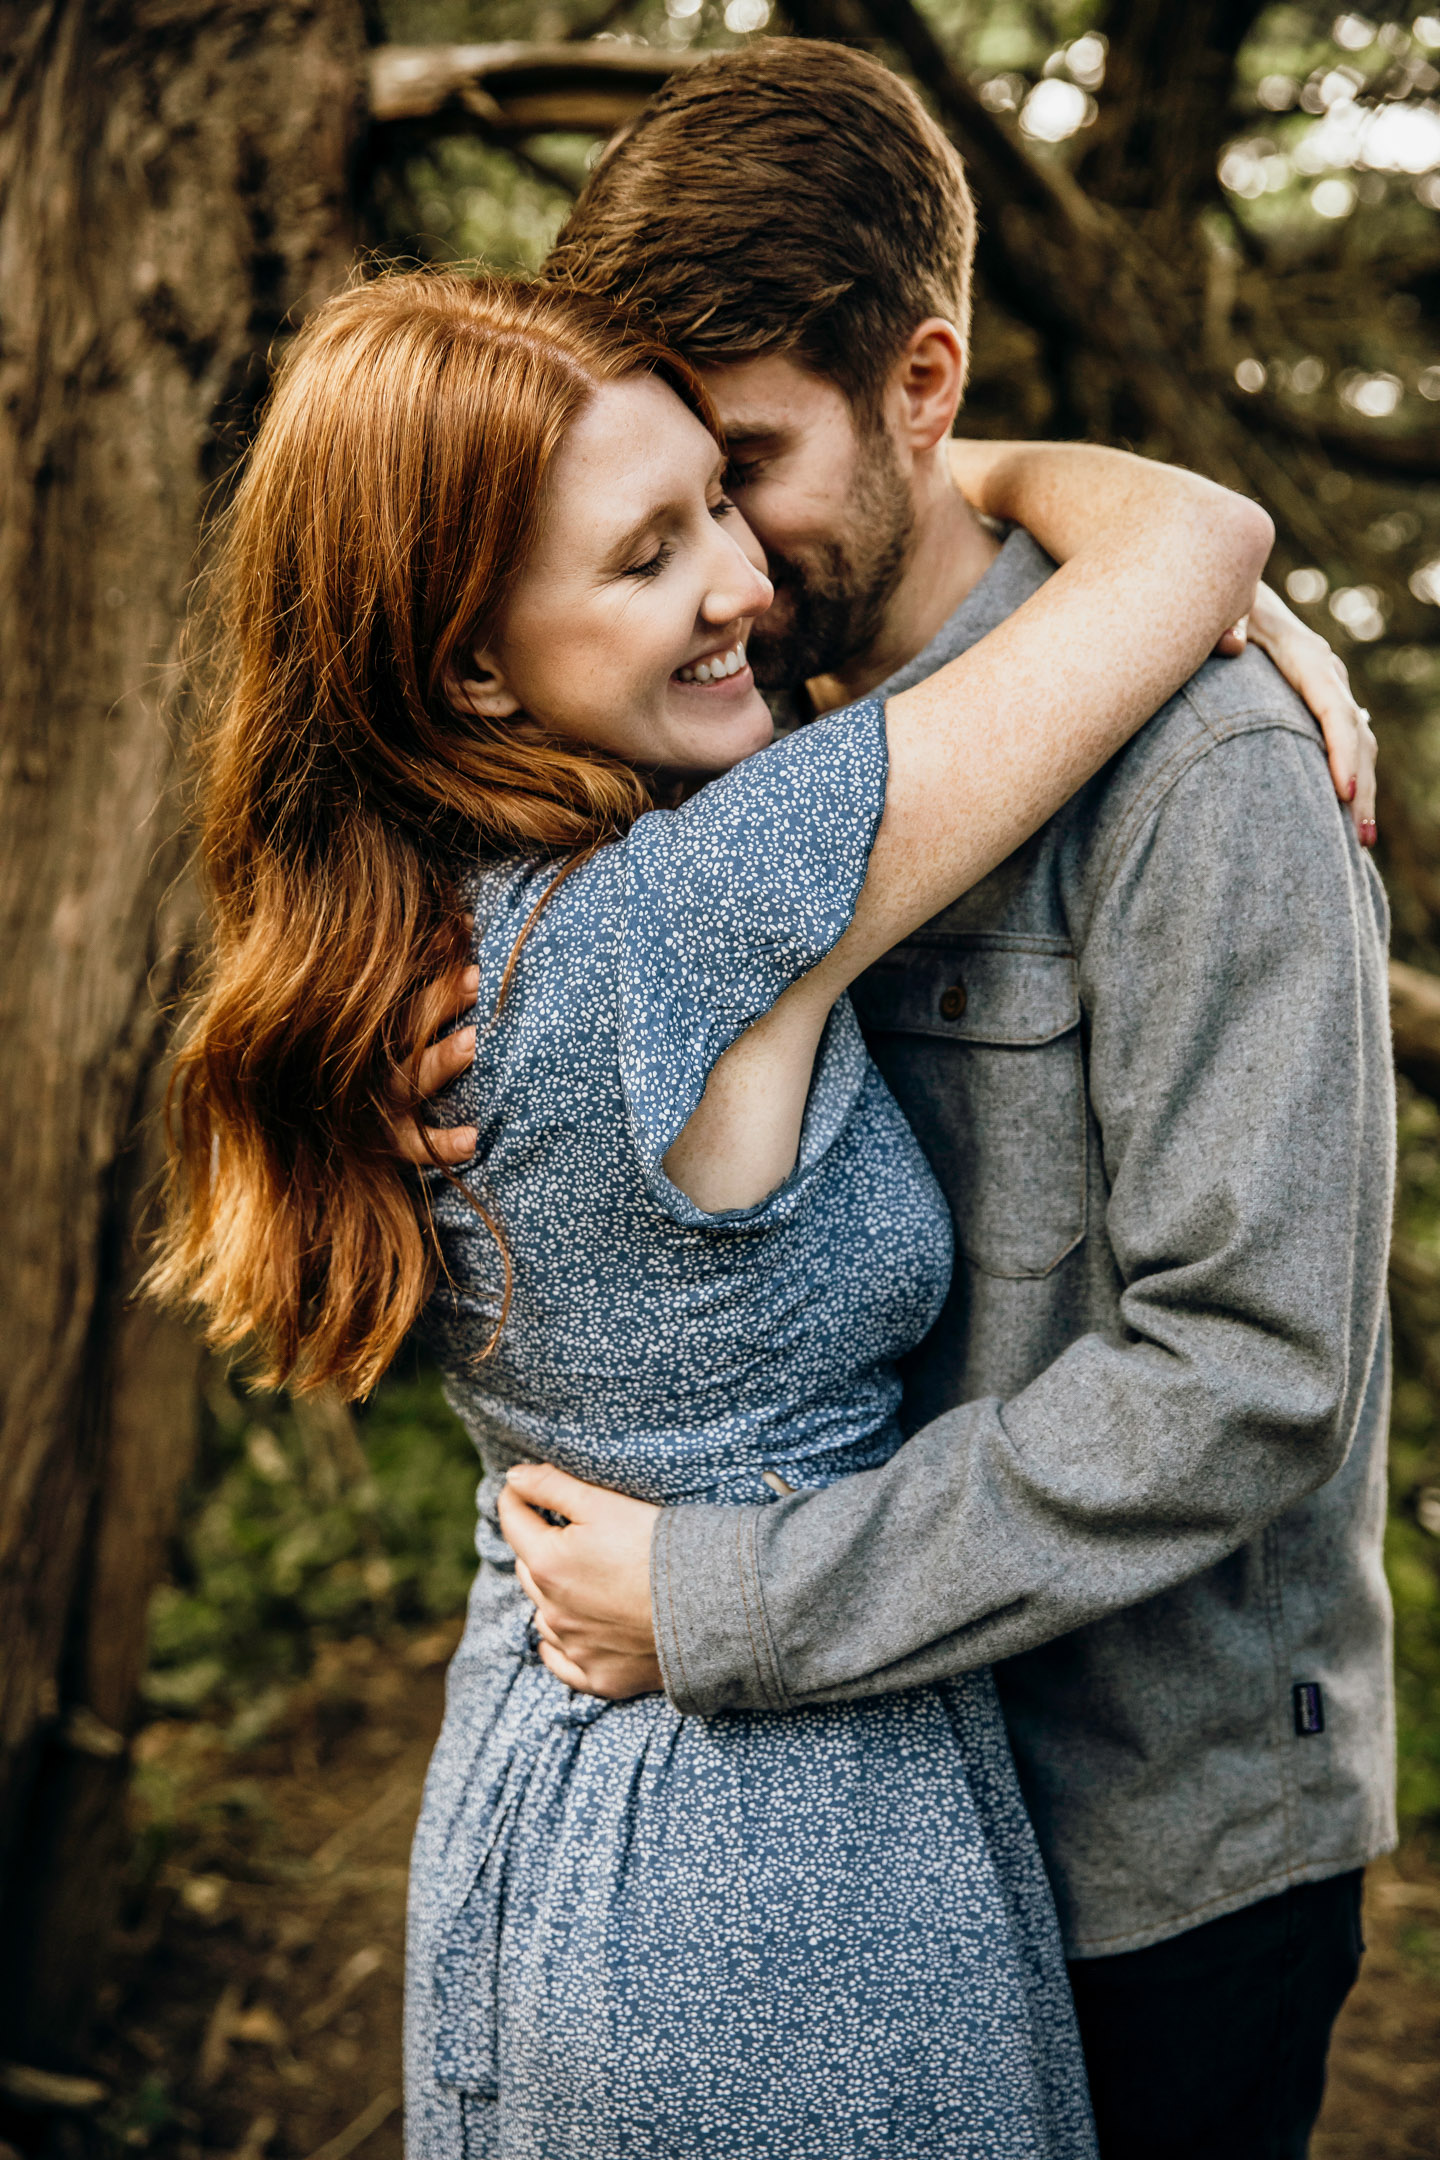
[546,38,977,412]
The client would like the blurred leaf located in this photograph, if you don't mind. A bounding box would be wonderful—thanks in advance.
[144,1353,478,1726]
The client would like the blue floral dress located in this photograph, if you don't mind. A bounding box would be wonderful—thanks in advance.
[408,696,1096,2159]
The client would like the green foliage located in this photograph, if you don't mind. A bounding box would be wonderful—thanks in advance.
[922,0,1102,70]
[1389,1085,1440,1831]
[99,2073,183,2152]
[369,134,589,274]
[143,1355,479,1730]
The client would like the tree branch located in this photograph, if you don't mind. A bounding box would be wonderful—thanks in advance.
[369,39,698,135]
[1392,959,1440,1102]
[1229,395,1440,486]
[1079,0,1269,221]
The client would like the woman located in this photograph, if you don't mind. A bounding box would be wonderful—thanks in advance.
[156,271,1366,2158]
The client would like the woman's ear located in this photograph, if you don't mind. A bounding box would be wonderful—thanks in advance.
[443,646,522,722]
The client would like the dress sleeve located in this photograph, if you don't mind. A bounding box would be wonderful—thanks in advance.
[618,694,887,1217]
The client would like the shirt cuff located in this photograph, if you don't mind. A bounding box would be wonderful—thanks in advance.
[649,1502,790,1716]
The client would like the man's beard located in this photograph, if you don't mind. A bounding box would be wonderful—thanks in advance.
[747,433,915,694]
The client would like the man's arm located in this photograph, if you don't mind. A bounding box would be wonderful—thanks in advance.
[624,719,1393,1716]
[391,608,1377,1173]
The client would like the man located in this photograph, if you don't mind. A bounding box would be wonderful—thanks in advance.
[410,40,1392,2158]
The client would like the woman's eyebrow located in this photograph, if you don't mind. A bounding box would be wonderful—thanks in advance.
[600,499,682,571]
[598,451,726,573]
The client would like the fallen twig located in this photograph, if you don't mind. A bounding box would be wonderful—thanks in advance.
[303,2088,401,2160]
[0,2065,107,2111]
[298,1945,385,2036]
[307,1771,420,1876]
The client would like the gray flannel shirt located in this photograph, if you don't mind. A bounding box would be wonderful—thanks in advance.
[649,530,1397,1959]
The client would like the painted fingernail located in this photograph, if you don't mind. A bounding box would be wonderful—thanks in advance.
[1360,819,1377,847]
[1347,775,1357,802]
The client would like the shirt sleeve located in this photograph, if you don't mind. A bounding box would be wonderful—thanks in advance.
[617,696,887,1222]
[648,722,1395,1713]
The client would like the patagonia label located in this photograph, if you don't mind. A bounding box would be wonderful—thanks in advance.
[1293,1682,1325,1737]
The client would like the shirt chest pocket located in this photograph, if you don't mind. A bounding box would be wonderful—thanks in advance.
[851,942,1086,1280]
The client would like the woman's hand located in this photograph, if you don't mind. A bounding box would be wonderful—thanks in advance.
[1215,586,1377,844]
[388,955,479,1167]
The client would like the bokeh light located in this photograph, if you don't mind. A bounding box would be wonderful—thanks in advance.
[1019,77,1092,142]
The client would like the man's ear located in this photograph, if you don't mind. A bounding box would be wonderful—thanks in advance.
[443,645,522,722]
[891,318,968,456]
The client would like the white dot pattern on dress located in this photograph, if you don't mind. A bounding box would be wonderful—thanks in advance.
[406,697,1097,2158]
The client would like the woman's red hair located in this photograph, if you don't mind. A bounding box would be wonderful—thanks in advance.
[151,270,719,1397]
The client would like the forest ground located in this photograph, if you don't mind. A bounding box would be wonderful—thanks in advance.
[61,1618,1440,2160]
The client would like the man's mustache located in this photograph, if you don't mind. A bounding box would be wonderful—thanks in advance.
[755,556,805,599]
[748,569,806,632]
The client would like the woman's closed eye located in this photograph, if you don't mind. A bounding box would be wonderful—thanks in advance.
[623,499,732,578]
[623,540,676,581]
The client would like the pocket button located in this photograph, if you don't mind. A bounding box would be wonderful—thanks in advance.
[939,983,968,1021]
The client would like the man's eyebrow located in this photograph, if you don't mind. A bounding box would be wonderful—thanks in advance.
[722,423,784,449]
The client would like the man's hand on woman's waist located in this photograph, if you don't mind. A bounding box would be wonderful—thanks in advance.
[499,1462,663,1699]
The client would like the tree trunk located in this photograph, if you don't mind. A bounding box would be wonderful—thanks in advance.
[0,0,363,2062]
[1079,0,1268,229]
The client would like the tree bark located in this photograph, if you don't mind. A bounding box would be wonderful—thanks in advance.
[1080,0,1268,228]
[0,0,363,2061]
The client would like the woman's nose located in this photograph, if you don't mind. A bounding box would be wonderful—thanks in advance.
[700,533,773,627]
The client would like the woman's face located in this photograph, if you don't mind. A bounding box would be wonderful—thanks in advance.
[456,373,776,778]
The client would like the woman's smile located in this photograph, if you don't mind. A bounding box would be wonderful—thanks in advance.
[673,638,751,689]
[472,374,775,778]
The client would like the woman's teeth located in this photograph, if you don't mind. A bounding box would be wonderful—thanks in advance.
[676,641,746,685]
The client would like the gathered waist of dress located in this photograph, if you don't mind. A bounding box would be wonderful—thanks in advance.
[454,1402,908,1515]
[442,1363,910,1503]
[452,1418,905,1669]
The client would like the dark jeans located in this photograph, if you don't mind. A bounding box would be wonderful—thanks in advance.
[1067,1869,1365,2160]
